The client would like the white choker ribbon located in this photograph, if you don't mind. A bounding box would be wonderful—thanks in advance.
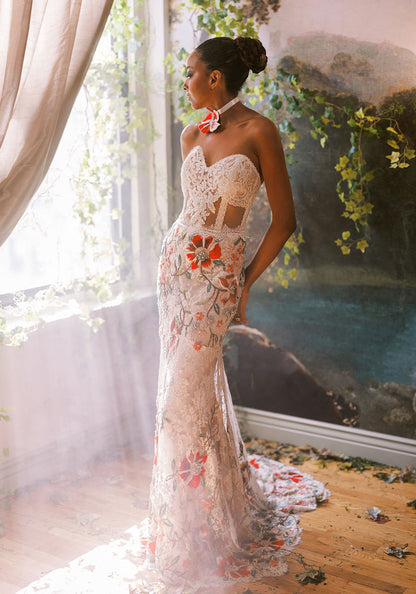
[198,97,240,134]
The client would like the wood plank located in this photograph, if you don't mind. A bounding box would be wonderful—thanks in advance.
[1,451,415,593]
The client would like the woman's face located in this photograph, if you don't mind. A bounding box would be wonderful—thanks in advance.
[183,51,212,110]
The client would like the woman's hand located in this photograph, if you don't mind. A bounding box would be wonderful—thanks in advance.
[232,286,250,325]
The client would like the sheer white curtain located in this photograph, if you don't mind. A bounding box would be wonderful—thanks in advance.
[0,0,114,247]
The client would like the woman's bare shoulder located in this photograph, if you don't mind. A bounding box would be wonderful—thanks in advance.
[181,123,200,158]
[240,111,282,161]
[244,110,279,138]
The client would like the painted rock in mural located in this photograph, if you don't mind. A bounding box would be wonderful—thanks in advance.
[224,325,349,425]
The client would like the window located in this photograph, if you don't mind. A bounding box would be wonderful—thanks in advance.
[0,88,119,296]
[0,0,171,348]
[0,2,145,300]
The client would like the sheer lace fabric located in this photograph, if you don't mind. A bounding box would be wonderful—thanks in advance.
[133,145,330,592]
[178,145,261,234]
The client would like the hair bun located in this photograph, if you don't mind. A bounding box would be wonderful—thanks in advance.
[235,37,268,74]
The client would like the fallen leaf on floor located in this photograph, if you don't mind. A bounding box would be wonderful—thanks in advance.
[397,466,416,483]
[385,544,409,558]
[366,506,381,520]
[340,457,373,472]
[407,498,416,509]
[296,567,326,584]
[374,466,416,484]
[288,451,308,465]
[243,438,394,476]
[366,506,390,523]
[374,471,395,482]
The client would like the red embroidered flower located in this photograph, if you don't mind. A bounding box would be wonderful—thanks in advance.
[287,471,303,482]
[193,341,202,351]
[167,318,181,353]
[230,566,251,578]
[215,555,250,578]
[218,274,238,305]
[250,458,260,469]
[186,235,221,269]
[179,451,207,488]
[214,557,226,577]
[194,312,204,321]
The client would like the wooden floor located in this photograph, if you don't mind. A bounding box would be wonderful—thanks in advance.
[1,448,415,594]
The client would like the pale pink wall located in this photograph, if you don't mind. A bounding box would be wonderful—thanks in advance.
[263,0,416,56]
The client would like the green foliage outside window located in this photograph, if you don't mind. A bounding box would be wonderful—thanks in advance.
[0,0,149,347]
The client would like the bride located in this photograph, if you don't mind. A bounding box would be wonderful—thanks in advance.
[135,36,330,592]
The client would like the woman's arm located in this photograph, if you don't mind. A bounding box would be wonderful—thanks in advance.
[233,118,296,324]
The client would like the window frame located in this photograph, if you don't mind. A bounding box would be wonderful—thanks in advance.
[0,0,171,305]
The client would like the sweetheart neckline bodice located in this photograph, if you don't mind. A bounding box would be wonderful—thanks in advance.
[183,145,261,184]
[179,143,262,235]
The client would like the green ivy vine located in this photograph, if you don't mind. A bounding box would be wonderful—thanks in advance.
[0,0,150,347]
[168,0,415,287]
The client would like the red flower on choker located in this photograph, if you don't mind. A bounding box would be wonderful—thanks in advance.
[198,97,240,134]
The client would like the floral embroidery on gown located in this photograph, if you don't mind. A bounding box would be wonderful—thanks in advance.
[134,145,330,592]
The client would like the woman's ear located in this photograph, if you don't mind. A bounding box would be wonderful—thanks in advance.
[209,69,222,88]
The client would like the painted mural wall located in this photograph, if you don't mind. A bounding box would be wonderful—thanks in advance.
[169,0,416,440]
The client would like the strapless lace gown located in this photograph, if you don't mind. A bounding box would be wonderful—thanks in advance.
[134,145,330,592]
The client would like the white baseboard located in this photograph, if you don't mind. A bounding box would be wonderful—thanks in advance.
[2,407,414,496]
[235,405,416,468]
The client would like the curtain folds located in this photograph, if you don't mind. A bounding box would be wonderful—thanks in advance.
[0,0,114,247]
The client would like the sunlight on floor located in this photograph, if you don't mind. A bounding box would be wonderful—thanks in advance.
[17,525,146,594]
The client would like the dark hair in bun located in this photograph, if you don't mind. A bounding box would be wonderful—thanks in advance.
[196,36,267,94]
